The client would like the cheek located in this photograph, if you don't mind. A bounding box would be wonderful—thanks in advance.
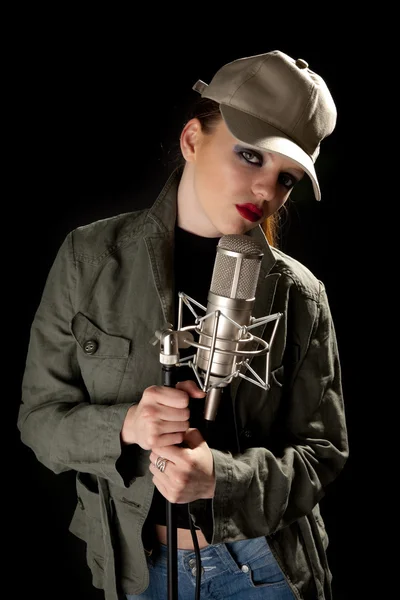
[199,157,248,199]
[194,156,229,205]
[265,193,290,218]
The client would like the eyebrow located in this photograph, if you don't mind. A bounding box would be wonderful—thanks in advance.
[234,144,305,178]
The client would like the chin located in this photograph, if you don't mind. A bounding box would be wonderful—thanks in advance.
[218,222,255,236]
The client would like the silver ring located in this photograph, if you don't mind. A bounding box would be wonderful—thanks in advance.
[155,456,168,473]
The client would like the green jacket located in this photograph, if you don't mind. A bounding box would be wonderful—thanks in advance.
[18,168,349,599]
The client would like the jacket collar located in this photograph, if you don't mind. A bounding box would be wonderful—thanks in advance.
[145,166,181,234]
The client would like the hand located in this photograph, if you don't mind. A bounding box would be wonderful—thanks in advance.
[121,380,205,449]
[149,428,216,504]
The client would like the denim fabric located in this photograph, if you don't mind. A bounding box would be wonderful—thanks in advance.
[126,536,296,599]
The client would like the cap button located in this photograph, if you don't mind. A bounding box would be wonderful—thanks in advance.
[295,58,309,69]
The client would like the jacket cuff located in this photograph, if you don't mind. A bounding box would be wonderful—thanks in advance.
[189,448,251,544]
[100,403,143,488]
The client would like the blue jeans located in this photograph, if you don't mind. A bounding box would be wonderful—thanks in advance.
[126,536,295,599]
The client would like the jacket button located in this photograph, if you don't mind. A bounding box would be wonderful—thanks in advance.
[243,429,252,438]
[83,339,98,355]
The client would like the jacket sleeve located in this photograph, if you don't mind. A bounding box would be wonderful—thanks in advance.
[18,232,138,488]
[191,283,349,543]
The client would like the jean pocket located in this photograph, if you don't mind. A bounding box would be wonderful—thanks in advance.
[244,557,287,588]
[227,537,288,589]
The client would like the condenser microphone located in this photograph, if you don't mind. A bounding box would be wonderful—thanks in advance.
[194,234,264,421]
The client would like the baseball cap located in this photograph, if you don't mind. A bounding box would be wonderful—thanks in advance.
[192,50,337,201]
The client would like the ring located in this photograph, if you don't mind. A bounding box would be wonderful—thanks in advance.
[155,456,168,473]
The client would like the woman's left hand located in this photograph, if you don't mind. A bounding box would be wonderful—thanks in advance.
[149,428,216,504]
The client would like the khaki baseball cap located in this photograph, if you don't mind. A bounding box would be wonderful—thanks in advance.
[192,50,337,200]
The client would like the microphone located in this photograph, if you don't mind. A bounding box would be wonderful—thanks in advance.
[157,234,282,425]
[195,235,264,421]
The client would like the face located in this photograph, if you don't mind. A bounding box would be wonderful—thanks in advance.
[178,118,305,237]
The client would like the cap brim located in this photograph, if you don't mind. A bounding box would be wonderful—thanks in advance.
[220,104,321,201]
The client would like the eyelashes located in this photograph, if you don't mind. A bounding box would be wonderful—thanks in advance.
[240,149,263,166]
[279,173,298,190]
[234,145,299,190]
[234,146,263,166]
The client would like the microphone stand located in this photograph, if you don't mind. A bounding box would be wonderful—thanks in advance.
[152,325,179,600]
[163,364,179,600]
[154,327,180,600]
[153,325,204,600]
[152,299,283,600]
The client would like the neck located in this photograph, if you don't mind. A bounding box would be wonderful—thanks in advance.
[177,164,221,238]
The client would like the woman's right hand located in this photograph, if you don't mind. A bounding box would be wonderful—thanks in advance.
[121,380,206,450]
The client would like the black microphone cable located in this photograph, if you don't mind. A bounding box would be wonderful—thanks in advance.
[187,418,214,600]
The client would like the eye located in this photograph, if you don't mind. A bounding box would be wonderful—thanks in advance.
[240,150,262,166]
[279,173,298,190]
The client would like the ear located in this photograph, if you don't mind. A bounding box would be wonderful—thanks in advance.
[180,118,202,162]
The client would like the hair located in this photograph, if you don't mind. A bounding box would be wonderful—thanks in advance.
[172,97,282,248]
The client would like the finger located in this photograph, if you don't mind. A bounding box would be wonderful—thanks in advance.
[151,472,172,502]
[152,430,204,466]
[155,404,190,422]
[151,442,190,466]
[149,451,176,467]
[149,463,168,486]
[153,420,189,434]
[176,380,206,398]
[150,465,187,504]
[147,385,190,409]
[154,432,187,447]
[149,457,174,479]
[181,427,205,449]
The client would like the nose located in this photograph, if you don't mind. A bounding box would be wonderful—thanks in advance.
[251,173,277,202]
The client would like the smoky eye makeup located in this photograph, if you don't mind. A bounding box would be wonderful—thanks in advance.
[234,144,303,187]
[279,172,299,189]
[233,145,263,166]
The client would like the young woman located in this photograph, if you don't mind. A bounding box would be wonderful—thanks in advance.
[18,50,348,600]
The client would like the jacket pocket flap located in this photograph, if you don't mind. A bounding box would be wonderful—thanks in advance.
[71,312,130,358]
[75,472,101,518]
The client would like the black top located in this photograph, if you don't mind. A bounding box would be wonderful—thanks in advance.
[147,225,239,529]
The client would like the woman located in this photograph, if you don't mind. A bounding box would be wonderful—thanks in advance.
[18,50,348,600]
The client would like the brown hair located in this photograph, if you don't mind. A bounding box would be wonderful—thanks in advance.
[182,97,281,248]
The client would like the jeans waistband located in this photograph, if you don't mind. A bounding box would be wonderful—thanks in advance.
[150,536,274,582]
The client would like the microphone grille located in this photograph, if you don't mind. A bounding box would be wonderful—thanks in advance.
[210,235,263,299]
[218,234,263,255]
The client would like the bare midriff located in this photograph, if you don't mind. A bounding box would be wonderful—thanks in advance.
[155,524,210,550]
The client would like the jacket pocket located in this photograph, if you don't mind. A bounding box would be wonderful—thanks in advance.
[69,472,105,588]
[70,312,131,403]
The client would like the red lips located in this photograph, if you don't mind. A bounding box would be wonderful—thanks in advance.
[235,203,263,223]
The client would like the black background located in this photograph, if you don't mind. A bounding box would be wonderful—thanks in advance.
[9,18,370,600]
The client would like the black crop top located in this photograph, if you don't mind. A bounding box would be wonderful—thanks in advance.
[146,226,239,529]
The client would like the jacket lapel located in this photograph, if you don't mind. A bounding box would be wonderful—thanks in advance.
[143,168,181,328]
